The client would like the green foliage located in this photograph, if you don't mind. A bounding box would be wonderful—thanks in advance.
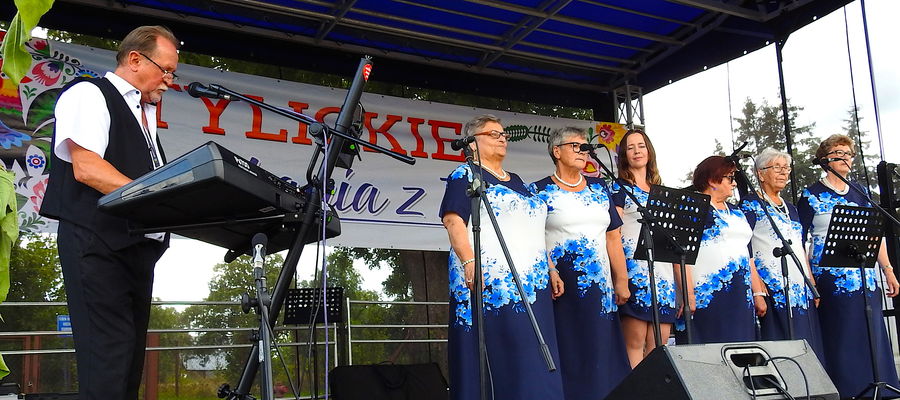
[841,106,880,193]
[731,97,818,198]
[0,0,55,84]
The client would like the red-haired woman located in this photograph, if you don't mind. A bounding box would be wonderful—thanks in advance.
[677,156,767,343]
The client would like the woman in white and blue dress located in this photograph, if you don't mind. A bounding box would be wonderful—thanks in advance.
[678,155,767,344]
[530,127,631,399]
[611,129,677,367]
[797,134,899,398]
[740,147,824,359]
[439,114,564,400]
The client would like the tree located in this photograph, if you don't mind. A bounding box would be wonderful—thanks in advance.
[731,97,818,199]
[841,106,880,193]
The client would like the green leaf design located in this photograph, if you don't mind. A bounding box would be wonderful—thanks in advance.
[504,124,531,142]
[0,0,56,86]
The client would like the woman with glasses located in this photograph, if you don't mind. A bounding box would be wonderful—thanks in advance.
[798,134,899,398]
[678,156,767,344]
[440,114,564,400]
[611,130,677,366]
[740,148,824,357]
[530,127,631,399]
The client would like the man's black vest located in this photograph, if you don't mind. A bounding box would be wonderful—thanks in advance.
[40,77,166,251]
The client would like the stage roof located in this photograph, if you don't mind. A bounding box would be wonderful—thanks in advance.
[4,0,852,117]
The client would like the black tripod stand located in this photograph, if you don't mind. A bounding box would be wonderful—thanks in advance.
[461,144,556,400]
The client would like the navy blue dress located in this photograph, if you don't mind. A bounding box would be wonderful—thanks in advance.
[798,181,900,398]
[677,203,757,344]
[741,195,825,363]
[440,164,563,400]
[610,181,677,324]
[531,176,631,399]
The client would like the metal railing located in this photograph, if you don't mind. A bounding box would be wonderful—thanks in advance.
[345,299,448,365]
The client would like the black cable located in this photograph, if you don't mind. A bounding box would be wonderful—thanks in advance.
[763,376,797,400]
[767,356,810,400]
[743,365,759,400]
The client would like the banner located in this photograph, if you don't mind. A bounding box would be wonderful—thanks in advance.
[0,34,628,251]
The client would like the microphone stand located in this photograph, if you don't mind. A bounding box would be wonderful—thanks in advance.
[215,58,416,400]
[461,145,556,400]
[241,234,274,400]
[583,147,665,348]
[732,157,820,341]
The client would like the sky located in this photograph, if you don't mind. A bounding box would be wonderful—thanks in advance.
[144,0,900,303]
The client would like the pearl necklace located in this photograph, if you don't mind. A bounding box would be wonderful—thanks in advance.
[553,171,584,188]
[819,177,849,195]
[476,163,508,180]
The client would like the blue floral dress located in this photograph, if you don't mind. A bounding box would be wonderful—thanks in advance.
[798,181,899,398]
[677,203,757,344]
[611,182,677,324]
[531,176,631,399]
[741,195,824,361]
[439,164,563,400]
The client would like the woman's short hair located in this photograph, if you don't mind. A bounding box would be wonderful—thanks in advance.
[116,25,180,66]
[463,114,502,138]
[692,155,736,192]
[547,127,587,164]
[815,134,856,161]
[754,147,792,171]
[616,129,662,185]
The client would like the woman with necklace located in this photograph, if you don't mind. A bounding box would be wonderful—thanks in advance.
[797,134,899,398]
[740,148,824,361]
[530,127,631,399]
[611,129,677,367]
[440,114,564,400]
[677,156,767,344]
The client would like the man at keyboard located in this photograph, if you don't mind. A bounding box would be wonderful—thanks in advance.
[39,25,179,400]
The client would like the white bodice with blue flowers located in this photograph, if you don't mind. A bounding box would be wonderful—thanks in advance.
[532,178,617,313]
[611,182,676,310]
[800,181,878,293]
[742,197,813,310]
[692,205,754,309]
[445,164,550,327]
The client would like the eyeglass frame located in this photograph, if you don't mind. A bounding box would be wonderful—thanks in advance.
[139,52,179,82]
[721,175,736,182]
[473,130,510,139]
[759,165,793,173]
[827,149,856,158]
[555,142,587,153]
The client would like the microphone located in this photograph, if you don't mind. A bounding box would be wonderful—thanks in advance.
[186,82,234,101]
[451,136,476,151]
[726,142,749,163]
[578,143,605,152]
[251,233,268,269]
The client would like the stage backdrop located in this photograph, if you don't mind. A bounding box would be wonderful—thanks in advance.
[0,34,627,251]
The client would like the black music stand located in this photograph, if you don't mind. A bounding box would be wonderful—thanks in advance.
[284,287,344,400]
[634,185,709,344]
[820,205,900,400]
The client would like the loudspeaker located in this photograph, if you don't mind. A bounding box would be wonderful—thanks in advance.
[330,362,448,400]
[605,340,838,400]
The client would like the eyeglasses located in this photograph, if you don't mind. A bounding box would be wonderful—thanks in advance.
[139,52,179,82]
[760,165,792,173]
[827,149,855,158]
[474,130,510,140]
[722,175,736,182]
[556,142,587,153]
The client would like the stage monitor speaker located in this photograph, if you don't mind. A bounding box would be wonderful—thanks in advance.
[605,340,837,400]
[330,362,448,400]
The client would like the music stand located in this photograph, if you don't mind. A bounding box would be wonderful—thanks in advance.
[283,287,344,400]
[634,185,710,344]
[820,205,900,400]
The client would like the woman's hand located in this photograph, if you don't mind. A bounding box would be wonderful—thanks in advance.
[885,268,900,298]
[613,279,631,306]
[676,291,696,319]
[550,270,564,299]
[754,295,767,317]
[465,262,476,292]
